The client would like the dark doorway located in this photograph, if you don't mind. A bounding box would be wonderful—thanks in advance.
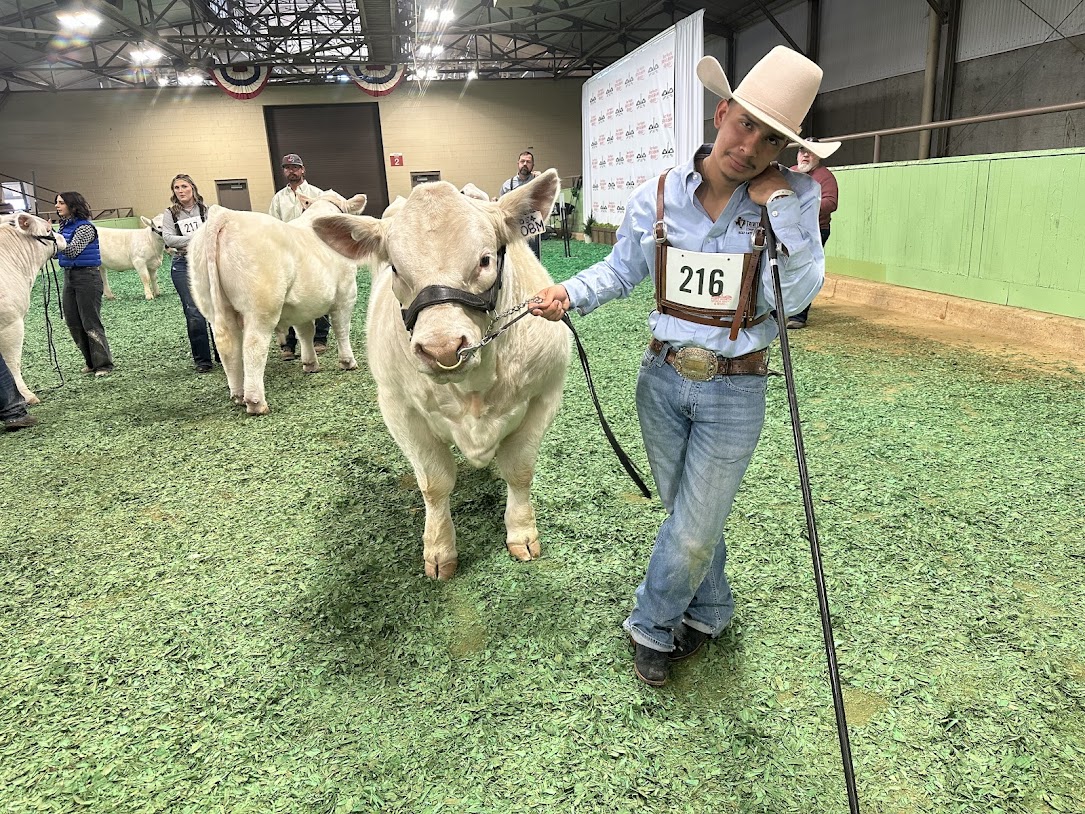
[264,103,389,215]
[215,179,251,210]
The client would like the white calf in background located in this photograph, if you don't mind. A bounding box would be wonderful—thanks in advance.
[98,215,165,300]
[187,190,367,414]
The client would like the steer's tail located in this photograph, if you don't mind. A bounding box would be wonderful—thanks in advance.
[188,206,235,328]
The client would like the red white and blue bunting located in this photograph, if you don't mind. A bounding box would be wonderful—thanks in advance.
[344,64,406,97]
[209,64,271,100]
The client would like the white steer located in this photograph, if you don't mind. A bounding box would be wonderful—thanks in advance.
[311,171,570,579]
[0,213,67,404]
[187,190,367,414]
[98,215,165,300]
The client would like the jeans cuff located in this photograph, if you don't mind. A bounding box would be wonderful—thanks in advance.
[623,618,673,652]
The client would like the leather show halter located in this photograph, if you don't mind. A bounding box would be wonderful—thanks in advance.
[400,246,506,334]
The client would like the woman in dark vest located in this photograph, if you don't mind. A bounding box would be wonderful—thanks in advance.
[161,174,214,373]
[55,191,114,376]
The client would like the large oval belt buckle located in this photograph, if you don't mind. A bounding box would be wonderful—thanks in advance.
[672,347,718,381]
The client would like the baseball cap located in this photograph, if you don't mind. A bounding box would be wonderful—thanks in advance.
[281,154,304,167]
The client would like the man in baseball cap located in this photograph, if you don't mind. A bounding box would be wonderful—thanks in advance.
[269,152,331,358]
[531,47,837,686]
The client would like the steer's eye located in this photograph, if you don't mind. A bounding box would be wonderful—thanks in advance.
[480,256,491,268]
[389,264,399,276]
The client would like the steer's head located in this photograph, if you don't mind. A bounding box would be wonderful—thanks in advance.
[11,212,67,253]
[140,214,165,242]
[311,170,561,382]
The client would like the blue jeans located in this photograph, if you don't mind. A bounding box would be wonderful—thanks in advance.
[791,227,831,324]
[624,342,768,652]
[0,350,28,422]
[171,255,213,368]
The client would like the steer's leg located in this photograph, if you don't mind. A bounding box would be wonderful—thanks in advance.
[328,298,358,370]
[494,389,564,562]
[135,260,155,300]
[296,321,320,373]
[100,269,115,301]
[0,322,37,405]
[241,319,274,414]
[381,395,458,579]
[212,310,244,405]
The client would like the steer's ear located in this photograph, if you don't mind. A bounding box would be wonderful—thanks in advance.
[16,213,33,232]
[312,214,384,262]
[495,168,560,241]
[139,216,153,228]
[344,194,367,214]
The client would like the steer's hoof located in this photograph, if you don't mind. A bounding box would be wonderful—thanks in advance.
[245,400,270,415]
[230,393,244,406]
[25,393,41,406]
[340,359,359,371]
[425,558,459,581]
[506,538,542,562]
[302,362,320,374]
[104,293,116,301]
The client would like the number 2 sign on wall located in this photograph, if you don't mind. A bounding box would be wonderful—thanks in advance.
[389,154,404,167]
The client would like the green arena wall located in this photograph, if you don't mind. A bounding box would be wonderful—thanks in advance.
[827,147,1085,321]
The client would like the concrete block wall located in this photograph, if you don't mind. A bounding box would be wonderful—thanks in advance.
[0,78,585,219]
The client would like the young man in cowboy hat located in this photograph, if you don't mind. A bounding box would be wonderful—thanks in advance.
[531,46,840,686]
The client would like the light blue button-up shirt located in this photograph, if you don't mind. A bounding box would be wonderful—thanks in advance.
[565,145,825,356]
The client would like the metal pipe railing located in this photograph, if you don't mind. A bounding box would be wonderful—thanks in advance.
[825,99,1085,162]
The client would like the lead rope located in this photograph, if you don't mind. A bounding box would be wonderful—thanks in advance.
[42,254,66,388]
[455,296,651,499]
[561,311,651,499]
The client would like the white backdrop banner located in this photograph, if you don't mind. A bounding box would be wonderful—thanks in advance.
[582,11,703,228]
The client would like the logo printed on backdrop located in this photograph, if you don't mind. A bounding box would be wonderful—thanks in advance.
[662,87,674,99]
[663,112,674,128]
[636,175,647,185]
[625,150,635,163]
[636,97,647,109]
[662,147,675,158]
[662,51,674,69]
[624,76,634,87]
[626,180,637,189]
[591,115,597,126]
[636,67,646,81]
[648,122,660,132]
[648,61,660,74]
[650,146,660,160]
[615,127,623,140]
[625,128,635,139]
[624,99,634,113]
[637,122,647,135]
[606,107,614,119]
[648,88,659,103]
[636,151,647,162]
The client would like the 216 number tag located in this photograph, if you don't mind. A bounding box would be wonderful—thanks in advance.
[663,248,744,311]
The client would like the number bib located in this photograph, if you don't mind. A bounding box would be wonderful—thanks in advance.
[662,249,745,311]
[176,212,205,235]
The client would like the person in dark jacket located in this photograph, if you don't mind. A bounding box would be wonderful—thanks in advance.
[55,191,114,376]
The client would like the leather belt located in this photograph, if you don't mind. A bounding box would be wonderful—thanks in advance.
[649,338,768,380]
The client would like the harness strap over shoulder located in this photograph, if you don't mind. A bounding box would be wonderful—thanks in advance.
[652,167,766,338]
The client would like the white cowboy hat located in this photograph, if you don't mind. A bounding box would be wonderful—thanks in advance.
[697,46,840,160]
